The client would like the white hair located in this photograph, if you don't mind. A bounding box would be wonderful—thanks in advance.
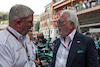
[9,4,34,23]
[60,10,79,29]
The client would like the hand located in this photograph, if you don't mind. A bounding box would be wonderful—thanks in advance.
[33,58,40,66]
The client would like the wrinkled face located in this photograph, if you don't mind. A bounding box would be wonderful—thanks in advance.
[28,31,33,41]
[56,14,72,38]
[19,14,33,35]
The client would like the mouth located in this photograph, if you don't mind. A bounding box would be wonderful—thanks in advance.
[58,28,61,31]
[29,27,32,30]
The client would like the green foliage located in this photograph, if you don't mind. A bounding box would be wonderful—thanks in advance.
[0,14,8,21]
[0,16,1,22]
[35,21,40,31]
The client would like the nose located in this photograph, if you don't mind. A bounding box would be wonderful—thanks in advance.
[31,23,33,27]
[30,22,33,28]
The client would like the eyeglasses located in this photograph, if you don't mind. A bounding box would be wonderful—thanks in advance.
[56,20,65,26]
[57,20,72,26]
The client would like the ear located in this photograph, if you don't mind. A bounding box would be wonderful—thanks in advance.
[15,19,21,27]
[69,22,74,30]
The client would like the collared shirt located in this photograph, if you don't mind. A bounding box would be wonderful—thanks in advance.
[55,29,76,67]
[7,26,26,45]
[0,26,35,67]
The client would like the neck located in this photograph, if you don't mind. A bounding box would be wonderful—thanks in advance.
[67,29,74,36]
[9,25,25,37]
[9,24,24,36]
[63,37,66,42]
[63,29,74,41]
[9,24,19,32]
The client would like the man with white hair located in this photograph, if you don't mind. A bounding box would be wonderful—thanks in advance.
[48,10,99,67]
[0,4,35,67]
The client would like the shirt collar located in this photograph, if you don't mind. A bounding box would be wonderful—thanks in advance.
[7,26,25,41]
[68,29,76,41]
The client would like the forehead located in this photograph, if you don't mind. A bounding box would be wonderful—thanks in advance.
[24,14,33,20]
[58,13,69,21]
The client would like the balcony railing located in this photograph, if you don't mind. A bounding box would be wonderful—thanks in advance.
[52,1,100,20]
[53,0,65,6]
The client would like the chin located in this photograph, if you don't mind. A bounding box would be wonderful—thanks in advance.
[59,29,61,32]
[23,32,28,36]
[59,32,62,35]
[23,34,27,36]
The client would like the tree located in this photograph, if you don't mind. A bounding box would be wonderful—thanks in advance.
[0,16,1,23]
[0,14,8,21]
[2,14,8,20]
[35,21,40,31]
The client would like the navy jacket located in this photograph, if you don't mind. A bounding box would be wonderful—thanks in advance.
[48,32,99,67]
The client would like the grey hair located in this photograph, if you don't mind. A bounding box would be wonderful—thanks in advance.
[60,10,79,30]
[9,4,34,23]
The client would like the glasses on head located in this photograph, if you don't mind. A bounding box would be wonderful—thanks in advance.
[56,20,65,26]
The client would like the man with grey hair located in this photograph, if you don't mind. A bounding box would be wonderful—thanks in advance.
[0,4,35,67]
[48,10,99,67]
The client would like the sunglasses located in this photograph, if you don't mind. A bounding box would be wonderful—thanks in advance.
[56,20,65,26]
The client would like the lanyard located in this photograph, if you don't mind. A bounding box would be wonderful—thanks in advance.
[61,39,71,51]
[7,28,28,53]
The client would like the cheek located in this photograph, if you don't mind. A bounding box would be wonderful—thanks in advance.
[63,26,70,31]
[61,26,67,30]
[25,24,31,28]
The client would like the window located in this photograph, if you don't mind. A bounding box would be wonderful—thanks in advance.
[45,7,49,12]
[45,23,47,27]
[50,21,53,25]
[45,31,46,34]
[43,16,44,20]
[47,31,49,34]
[48,14,49,18]
[45,15,46,20]
[56,30,59,34]
[40,17,42,21]
[51,30,52,34]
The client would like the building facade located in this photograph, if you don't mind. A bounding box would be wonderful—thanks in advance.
[40,2,58,40]
[33,15,40,32]
[39,0,100,40]
[51,0,100,33]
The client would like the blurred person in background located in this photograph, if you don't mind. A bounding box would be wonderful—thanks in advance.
[89,0,92,8]
[79,1,86,10]
[53,37,58,45]
[86,32,99,50]
[84,1,88,9]
[85,32,92,37]
[95,32,99,41]
[75,2,79,12]
[27,30,40,67]
[46,38,52,51]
